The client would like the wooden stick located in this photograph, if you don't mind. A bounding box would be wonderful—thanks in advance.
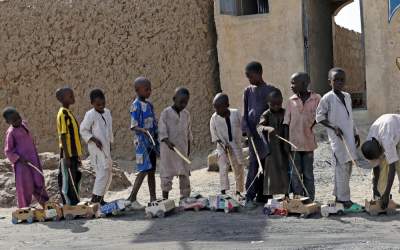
[250,137,263,174]
[27,162,44,177]
[340,135,365,179]
[173,147,191,164]
[276,135,298,150]
[288,154,311,198]
[67,167,80,199]
[145,130,156,146]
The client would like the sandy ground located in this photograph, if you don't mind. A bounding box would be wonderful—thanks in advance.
[1,111,400,249]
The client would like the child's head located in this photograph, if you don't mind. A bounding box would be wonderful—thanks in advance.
[90,89,106,113]
[328,67,346,91]
[2,107,22,127]
[173,87,190,112]
[290,72,310,94]
[245,61,263,86]
[268,89,283,112]
[56,87,75,106]
[213,93,230,117]
[134,76,152,99]
[361,138,384,166]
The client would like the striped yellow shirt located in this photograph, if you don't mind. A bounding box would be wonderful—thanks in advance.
[57,107,82,157]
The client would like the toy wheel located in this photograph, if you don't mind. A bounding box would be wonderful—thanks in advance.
[145,212,153,219]
[321,211,329,217]
[194,206,200,212]
[11,217,18,224]
[156,210,165,218]
[224,207,230,214]
[65,214,74,220]
[27,216,34,224]
[337,210,344,216]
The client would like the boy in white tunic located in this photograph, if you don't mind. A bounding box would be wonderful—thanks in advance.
[80,89,113,205]
[159,87,193,199]
[210,93,244,198]
[316,68,362,212]
[361,114,400,209]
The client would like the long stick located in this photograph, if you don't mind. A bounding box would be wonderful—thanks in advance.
[173,147,191,164]
[145,130,156,146]
[67,167,80,199]
[276,135,298,150]
[288,154,311,198]
[250,137,263,174]
[26,162,44,177]
[340,135,365,179]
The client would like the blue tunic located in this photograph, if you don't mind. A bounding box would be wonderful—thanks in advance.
[130,98,159,172]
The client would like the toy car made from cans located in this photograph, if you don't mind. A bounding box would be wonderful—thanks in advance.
[321,201,345,217]
[263,197,288,216]
[285,197,320,217]
[100,199,132,217]
[63,202,100,220]
[12,207,35,224]
[208,195,240,213]
[179,194,209,212]
[365,198,397,216]
[145,199,175,219]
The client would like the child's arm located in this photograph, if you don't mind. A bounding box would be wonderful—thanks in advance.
[257,112,275,137]
[241,89,250,137]
[159,111,174,150]
[187,112,193,156]
[315,96,343,137]
[4,130,27,165]
[80,111,102,149]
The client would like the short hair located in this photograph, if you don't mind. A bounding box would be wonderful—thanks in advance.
[55,87,73,102]
[328,67,345,79]
[213,93,229,107]
[245,61,263,74]
[291,72,310,83]
[361,139,382,160]
[174,87,190,97]
[89,89,105,102]
[268,89,283,100]
[134,76,151,89]
[2,107,18,120]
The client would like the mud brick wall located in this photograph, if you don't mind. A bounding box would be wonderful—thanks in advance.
[333,24,366,95]
[0,0,220,159]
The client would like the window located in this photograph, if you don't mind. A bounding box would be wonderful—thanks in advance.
[220,0,269,16]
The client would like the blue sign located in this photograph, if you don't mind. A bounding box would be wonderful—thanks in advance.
[389,0,400,22]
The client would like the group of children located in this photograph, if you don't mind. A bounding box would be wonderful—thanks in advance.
[2,60,366,213]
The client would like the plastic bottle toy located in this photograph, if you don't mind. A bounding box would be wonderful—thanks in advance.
[365,198,397,216]
[179,194,209,212]
[321,201,345,217]
[208,195,240,213]
[11,207,35,224]
[145,199,176,219]
[63,202,100,220]
[100,199,132,217]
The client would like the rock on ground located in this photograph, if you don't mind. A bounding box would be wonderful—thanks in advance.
[0,153,131,207]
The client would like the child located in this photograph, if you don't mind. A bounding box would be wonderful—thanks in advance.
[257,90,289,197]
[159,87,192,200]
[283,72,321,201]
[80,89,113,205]
[242,61,278,208]
[127,77,159,210]
[210,93,244,199]
[3,107,49,208]
[316,67,361,211]
[56,87,83,206]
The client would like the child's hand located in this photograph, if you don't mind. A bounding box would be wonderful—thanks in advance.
[18,156,28,165]
[334,126,343,137]
[354,134,361,148]
[225,144,233,153]
[90,137,103,150]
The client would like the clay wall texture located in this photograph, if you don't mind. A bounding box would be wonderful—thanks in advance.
[333,24,366,94]
[214,0,305,110]
[363,0,400,118]
[0,0,220,159]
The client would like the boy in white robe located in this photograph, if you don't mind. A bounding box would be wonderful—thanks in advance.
[159,87,193,199]
[316,68,362,212]
[210,93,244,199]
[80,89,113,205]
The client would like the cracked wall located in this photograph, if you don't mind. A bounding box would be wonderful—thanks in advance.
[0,0,220,159]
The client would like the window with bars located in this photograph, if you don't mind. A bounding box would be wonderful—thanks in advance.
[220,0,269,16]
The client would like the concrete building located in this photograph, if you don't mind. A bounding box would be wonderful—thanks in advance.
[215,0,399,118]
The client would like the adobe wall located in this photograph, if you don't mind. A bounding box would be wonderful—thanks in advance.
[0,0,220,159]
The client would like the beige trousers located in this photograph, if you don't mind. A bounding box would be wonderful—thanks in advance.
[218,149,244,193]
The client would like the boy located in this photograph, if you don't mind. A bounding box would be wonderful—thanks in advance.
[159,87,192,200]
[56,87,83,206]
[257,90,289,197]
[242,61,277,208]
[283,72,320,200]
[127,77,159,210]
[316,68,361,211]
[80,89,113,205]
[3,107,49,208]
[361,114,400,208]
[210,93,244,199]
